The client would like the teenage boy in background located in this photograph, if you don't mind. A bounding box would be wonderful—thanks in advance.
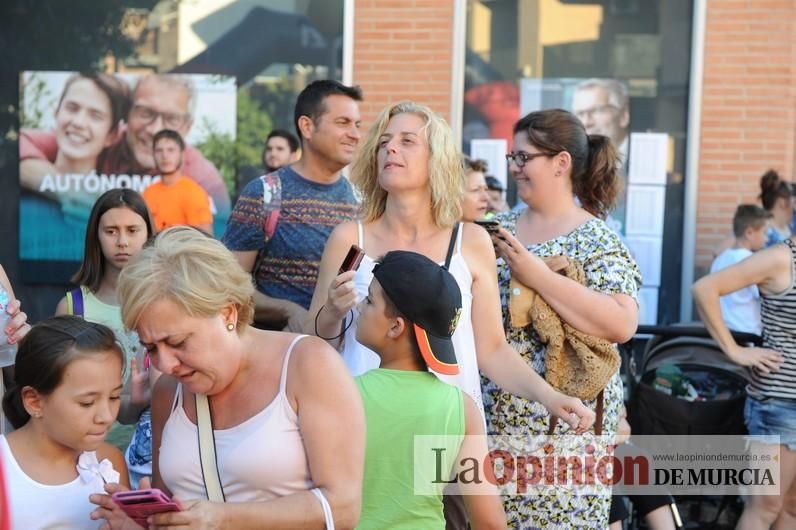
[142,129,212,234]
[263,129,300,172]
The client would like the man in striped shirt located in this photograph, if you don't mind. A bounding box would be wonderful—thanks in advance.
[223,81,363,331]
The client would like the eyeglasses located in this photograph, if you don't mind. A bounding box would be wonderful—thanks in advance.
[574,104,618,121]
[505,151,553,168]
[130,104,190,129]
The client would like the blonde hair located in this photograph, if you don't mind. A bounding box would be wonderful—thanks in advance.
[351,101,464,228]
[118,226,254,332]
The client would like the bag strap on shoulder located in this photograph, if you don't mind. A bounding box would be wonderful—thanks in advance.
[195,392,226,502]
[261,171,283,241]
[66,287,84,317]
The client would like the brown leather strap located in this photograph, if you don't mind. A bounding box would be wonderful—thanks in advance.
[547,416,556,436]
[547,389,605,436]
[595,390,604,435]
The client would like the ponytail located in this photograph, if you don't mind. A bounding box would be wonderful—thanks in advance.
[1,383,29,429]
[759,169,790,211]
[573,134,620,218]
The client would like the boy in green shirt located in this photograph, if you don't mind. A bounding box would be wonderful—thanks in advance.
[355,250,506,529]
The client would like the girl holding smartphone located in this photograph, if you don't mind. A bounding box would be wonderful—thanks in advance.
[1,317,129,528]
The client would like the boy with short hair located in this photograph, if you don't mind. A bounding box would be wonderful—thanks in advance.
[354,250,505,529]
[262,129,300,173]
[709,204,770,335]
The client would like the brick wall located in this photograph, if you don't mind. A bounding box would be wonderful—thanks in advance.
[352,0,455,128]
[351,0,796,278]
[695,0,796,271]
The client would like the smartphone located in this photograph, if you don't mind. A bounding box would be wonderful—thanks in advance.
[474,219,501,234]
[339,244,365,274]
[112,488,181,525]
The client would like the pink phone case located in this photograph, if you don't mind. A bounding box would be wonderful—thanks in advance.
[112,488,181,525]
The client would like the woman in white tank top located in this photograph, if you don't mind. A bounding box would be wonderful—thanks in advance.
[307,101,594,429]
[90,227,365,529]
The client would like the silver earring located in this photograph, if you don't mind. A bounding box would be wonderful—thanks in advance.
[226,322,235,332]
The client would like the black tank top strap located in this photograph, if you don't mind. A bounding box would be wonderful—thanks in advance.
[444,223,460,270]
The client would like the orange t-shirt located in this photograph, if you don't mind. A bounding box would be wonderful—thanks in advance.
[143,176,213,231]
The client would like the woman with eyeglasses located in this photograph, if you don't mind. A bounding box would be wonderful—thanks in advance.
[482,109,641,528]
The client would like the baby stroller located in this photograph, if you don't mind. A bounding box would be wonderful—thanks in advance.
[624,324,757,529]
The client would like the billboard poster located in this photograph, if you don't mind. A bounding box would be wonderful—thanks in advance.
[19,71,236,282]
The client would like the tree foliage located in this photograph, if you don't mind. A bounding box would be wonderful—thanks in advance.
[194,89,273,197]
[235,88,274,170]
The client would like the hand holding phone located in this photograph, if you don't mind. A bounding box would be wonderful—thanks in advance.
[474,219,501,234]
[111,488,181,526]
[339,244,365,274]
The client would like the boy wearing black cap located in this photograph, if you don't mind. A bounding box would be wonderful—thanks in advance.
[355,250,505,529]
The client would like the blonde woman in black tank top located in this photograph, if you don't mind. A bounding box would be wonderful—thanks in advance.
[694,237,796,529]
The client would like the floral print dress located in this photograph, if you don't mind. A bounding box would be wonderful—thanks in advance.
[481,212,642,529]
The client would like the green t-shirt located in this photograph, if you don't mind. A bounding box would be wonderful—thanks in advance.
[356,369,465,530]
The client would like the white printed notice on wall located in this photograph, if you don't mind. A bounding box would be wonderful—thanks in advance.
[628,132,669,185]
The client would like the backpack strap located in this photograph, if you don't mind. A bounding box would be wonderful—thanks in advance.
[260,171,283,241]
[66,287,84,317]
[443,223,461,270]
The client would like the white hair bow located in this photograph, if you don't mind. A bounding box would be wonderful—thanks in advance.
[77,452,120,485]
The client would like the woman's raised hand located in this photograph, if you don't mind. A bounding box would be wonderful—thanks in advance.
[325,269,358,320]
[4,298,31,344]
[489,227,546,288]
[129,359,150,408]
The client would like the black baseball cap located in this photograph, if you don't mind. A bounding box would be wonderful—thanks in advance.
[372,251,462,375]
[485,176,504,191]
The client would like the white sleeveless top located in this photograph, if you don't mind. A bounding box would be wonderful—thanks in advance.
[341,223,483,417]
[0,435,113,529]
[159,335,313,502]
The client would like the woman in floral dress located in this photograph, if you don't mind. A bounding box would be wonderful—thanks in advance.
[482,109,642,529]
